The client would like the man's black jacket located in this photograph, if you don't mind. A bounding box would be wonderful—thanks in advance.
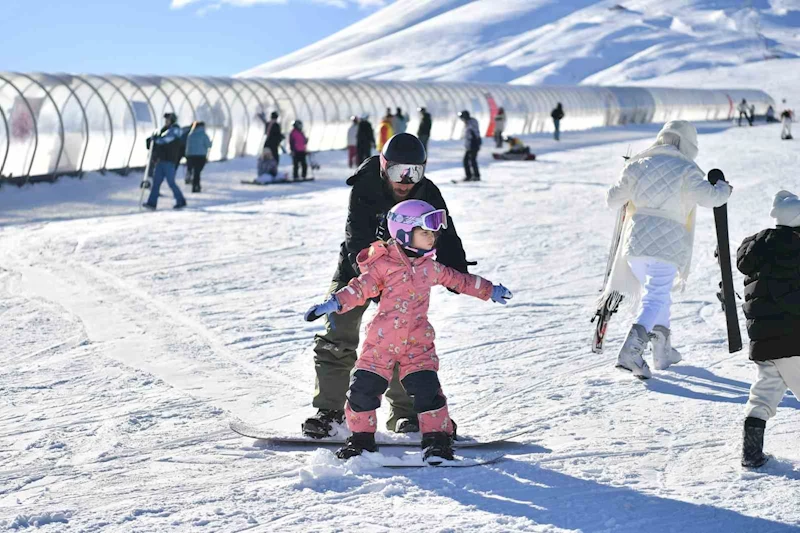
[737,226,800,361]
[333,156,469,283]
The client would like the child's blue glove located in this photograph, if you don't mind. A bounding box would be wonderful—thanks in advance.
[304,296,341,322]
[491,284,513,305]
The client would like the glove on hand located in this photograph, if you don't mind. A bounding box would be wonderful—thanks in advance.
[304,296,341,322]
[491,284,513,305]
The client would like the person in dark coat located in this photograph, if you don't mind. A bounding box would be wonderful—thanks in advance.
[551,103,565,141]
[356,114,376,165]
[736,190,800,468]
[493,107,506,148]
[143,112,186,210]
[417,107,432,153]
[303,133,471,439]
[458,110,481,182]
[257,110,285,166]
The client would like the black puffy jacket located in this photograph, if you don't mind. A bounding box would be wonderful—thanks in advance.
[356,120,375,151]
[736,226,800,361]
[333,156,469,282]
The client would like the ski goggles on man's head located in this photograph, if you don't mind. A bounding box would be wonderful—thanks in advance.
[388,208,448,232]
[384,162,425,184]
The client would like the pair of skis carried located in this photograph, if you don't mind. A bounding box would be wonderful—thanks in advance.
[591,168,741,354]
[229,419,532,468]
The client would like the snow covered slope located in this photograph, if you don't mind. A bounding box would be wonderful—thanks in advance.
[238,0,800,86]
[2,122,799,531]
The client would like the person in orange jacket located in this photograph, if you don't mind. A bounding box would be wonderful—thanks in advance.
[378,111,394,152]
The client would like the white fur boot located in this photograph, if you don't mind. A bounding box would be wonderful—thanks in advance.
[650,325,682,371]
[615,324,652,379]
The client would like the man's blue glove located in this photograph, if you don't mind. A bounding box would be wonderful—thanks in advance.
[304,296,341,322]
[491,284,513,305]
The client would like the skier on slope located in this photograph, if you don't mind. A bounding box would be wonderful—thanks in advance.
[459,110,481,182]
[302,133,473,439]
[738,99,752,127]
[304,199,512,462]
[603,120,732,379]
[737,190,800,468]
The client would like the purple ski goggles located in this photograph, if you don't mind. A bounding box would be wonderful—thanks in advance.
[387,208,448,232]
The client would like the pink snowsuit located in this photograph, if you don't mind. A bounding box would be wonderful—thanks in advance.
[333,239,494,435]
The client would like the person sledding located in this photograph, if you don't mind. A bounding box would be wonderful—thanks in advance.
[304,200,513,463]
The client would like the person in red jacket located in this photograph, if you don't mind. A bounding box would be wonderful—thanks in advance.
[304,199,512,463]
[289,120,308,180]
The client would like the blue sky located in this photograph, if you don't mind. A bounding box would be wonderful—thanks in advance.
[3,0,385,76]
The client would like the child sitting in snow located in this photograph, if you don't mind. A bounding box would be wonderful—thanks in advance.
[256,147,278,183]
[505,136,530,155]
[737,190,800,467]
[304,199,512,463]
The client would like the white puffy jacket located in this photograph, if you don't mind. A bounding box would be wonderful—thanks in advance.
[607,144,731,273]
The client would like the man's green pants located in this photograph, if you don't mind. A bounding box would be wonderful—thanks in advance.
[312,279,416,431]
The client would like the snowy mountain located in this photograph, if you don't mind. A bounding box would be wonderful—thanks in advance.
[238,0,800,86]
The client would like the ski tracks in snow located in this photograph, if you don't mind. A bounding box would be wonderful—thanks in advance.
[2,129,799,531]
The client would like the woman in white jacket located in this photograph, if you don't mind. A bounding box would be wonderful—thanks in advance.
[604,120,732,379]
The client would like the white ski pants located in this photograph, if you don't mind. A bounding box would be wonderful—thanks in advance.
[628,258,678,332]
[745,357,800,421]
[781,118,792,138]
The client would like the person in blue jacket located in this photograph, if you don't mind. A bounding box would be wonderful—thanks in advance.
[185,121,212,193]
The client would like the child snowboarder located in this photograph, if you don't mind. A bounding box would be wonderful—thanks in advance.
[737,190,800,468]
[304,199,513,463]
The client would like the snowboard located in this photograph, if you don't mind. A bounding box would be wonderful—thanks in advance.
[708,168,742,353]
[241,177,315,186]
[591,204,627,353]
[492,152,536,161]
[138,131,157,209]
[380,452,506,468]
[229,420,533,449]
